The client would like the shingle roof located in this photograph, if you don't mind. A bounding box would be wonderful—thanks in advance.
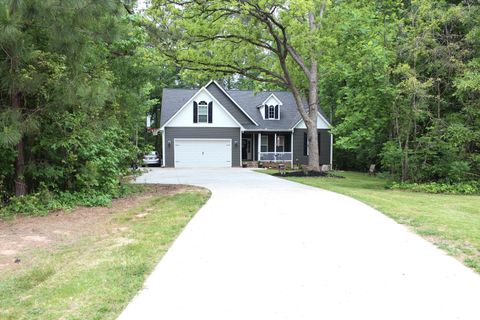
[225,90,304,130]
[160,88,197,127]
[160,84,328,130]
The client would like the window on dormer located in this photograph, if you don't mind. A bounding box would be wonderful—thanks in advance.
[269,105,275,119]
[265,104,279,120]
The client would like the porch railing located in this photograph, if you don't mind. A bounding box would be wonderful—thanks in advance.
[259,152,292,162]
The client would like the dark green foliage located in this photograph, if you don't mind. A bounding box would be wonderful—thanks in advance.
[320,0,480,183]
[389,181,480,195]
[0,184,145,219]
[0,1,162,215]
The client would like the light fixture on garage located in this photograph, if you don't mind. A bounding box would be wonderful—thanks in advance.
[234,140,238,146]
[167,140,171,147]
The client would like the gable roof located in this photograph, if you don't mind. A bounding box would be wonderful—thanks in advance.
[225,90,305,130]
[205,81,257,126]
[262,93,283,106]
[160,82,331,130]
[160,88,197,127]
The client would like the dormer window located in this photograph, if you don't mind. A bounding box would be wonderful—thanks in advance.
[269,105,275,119]
[262,93,282,120]
[265,104,279,120]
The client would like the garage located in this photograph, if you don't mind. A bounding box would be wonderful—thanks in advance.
[174,139,232,168]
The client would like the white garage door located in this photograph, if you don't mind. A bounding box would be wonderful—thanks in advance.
[174,139,232,168]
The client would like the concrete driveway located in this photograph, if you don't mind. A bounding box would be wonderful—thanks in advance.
[118,168,480,320]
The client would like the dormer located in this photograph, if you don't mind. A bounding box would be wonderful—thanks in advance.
[260,94,282,120]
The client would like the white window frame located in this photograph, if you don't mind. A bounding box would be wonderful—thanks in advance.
[261,135,269,152]
[268,105,275,119]
[267,105,278,120]
[198,101,208,123]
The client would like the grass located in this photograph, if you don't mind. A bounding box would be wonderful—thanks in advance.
[0,190,209,320]
[263,170,480,273]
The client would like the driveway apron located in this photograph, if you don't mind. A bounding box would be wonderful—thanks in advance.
[118,168,480,320]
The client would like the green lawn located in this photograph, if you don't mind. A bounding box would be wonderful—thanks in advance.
[264,170,480,273]
[0,190,209,320]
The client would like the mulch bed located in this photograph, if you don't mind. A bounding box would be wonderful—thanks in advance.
[272,171,345,178]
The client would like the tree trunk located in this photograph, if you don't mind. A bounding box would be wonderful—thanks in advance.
[401,137,409,183]
[289,86,321,172]
[306,59,320,172]
[306,118,320,171]
[11,91,27,196]
[15,138,27,196]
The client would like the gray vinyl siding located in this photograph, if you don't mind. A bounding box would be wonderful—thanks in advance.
[206,83,254,125]
[164,127,241,167]
[293,129,331,165]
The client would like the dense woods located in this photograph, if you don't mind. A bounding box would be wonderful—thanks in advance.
[322,0,480,184]
[0,0,479,212]
[149,0,479,184]
[0,1,163,207]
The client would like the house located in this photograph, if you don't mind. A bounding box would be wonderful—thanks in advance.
[159,80,332,168]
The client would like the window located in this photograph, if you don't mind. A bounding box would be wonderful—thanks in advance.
[276,135,285,152]
[268,105,275,119]
[198,101,208,123]
[261,135,268,152]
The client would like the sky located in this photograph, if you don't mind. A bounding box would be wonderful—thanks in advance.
[136,0,151,11]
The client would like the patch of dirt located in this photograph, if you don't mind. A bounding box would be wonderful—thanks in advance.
[0,184,203,271]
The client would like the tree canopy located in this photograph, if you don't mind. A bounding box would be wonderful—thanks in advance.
[0,0,478,206]
[0,0,162,198]
[148,0,479,183]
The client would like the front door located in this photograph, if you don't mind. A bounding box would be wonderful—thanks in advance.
[242,138,252,161]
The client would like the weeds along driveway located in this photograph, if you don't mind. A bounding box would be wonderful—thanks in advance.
[119,168,480,320]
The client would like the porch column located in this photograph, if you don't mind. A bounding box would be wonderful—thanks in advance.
[273,133,277,157]
[258,133,261,162]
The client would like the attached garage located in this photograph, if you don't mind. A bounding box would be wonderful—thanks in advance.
[174,139,232,168]
[163,127,241,167]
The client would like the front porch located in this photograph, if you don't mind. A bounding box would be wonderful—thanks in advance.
[241,132,293,165]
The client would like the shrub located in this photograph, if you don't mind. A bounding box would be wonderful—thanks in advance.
[0,184,145,219]
[447,161,471,183]
[388,181,480,195]
[380,141,403,177]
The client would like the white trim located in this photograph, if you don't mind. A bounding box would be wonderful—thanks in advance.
[239,133,242,166]
[197,101,209,123]
[258,151,292,162]
[317,112,331,127]
[274,133,277,154]
[160,86,245,130]
[258,133,261,160]
[206,80,259,126]
[161,129,166,167]
[264,104,280,121]
[261,93,283,106]
[292,111,332,129]
[173,138,233,168]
